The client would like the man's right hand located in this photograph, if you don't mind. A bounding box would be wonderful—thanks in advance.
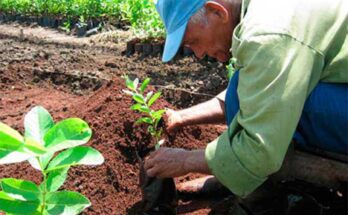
[165,109,184,134]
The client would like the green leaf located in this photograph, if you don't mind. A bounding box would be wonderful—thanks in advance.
[148,92,161,107]
[145,91,153,102]
[0,150,32,165]
[151,109,166,120]
[23,137,47,155]
[0,178,40,201]
[44,168,69,192]
[24,106,54,145]
[46,191,90,215]
[132,94,145,104]
[0,191,40,215]
[122,89,134,96]
[130,104,142,111]
[135,117,153,125]
[0,122,24,151]
[138,106,151,113]
[46,146,104,172]
[125,76,135,91]
[140,78,151,93]
[133,78,139,90]
[44,118,92,153]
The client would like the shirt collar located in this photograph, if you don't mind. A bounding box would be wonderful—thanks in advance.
[241,0,250,21]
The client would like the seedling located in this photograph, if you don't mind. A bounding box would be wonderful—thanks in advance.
[122,75,165,150]
[60,20,71,33]
[77,15,87,28]
[0,106,104,215]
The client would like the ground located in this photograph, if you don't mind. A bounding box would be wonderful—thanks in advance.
[0,23,346,215]
[0,23,229,215]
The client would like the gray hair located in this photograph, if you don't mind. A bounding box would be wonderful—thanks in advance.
[189,0,235,25]
[190,3,209,25]
[190,2,208,25]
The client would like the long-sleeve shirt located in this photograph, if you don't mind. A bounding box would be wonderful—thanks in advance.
[205,0,348,197]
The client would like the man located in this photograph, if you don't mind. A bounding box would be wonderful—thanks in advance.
[144,0,348,197]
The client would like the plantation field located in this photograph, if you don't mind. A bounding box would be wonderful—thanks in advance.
[0,22,346,215]
[0,0,164,38]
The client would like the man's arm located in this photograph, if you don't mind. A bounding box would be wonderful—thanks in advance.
[145,148,211,178]
[166,91,226,133]
[205,34,323,197]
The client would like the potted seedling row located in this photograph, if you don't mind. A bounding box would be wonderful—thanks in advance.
[0,106,104,215]
[122,76,177,215]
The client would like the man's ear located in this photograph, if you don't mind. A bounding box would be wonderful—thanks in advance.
[205,1,229,23]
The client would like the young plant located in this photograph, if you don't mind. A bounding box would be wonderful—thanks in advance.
[60,20,71,33]
[0,106,104,215]
[77,15,87,28]
[122,75,165,150]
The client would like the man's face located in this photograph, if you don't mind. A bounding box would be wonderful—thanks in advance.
[182,14,233,62]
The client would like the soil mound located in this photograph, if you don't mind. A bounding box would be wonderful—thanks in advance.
[0,77,225,215]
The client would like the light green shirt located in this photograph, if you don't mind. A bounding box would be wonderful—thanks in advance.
[205,0,348,197]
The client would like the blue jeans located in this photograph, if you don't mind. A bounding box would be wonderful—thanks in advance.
[225,71,348,155]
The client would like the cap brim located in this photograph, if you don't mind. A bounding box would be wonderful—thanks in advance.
[162,22,188,62]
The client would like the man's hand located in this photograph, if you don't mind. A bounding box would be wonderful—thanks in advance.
[144,147,189,178]
[165,109,184,134]
[144,147,211,178]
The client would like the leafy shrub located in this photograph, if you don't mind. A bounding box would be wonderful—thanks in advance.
[0,106,104,215]
[0,0,165,38]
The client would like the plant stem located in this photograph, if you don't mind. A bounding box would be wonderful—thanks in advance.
[37,157,47,214]
[41,171,47,214]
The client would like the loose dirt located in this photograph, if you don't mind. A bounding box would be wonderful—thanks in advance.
[0,24,228,214]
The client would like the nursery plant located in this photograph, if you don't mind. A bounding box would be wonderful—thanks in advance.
[122,76,177,215]
[0,106,104,215]
[122,75,165,149]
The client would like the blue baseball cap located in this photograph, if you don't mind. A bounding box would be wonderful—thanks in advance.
[156,0,206,62]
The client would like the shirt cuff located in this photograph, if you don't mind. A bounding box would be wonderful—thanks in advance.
[205,130,267,197]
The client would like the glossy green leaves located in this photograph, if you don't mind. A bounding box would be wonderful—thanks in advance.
[47,146,104,172]
[44,118,92,153]
[0,106,104,215]
[0,191,40,215]
[0,179,41,215]
[0,122,24,151]
[24,106,54,145]
[45,191,90,215]
[0,122,46,165]
[1,178,40,201]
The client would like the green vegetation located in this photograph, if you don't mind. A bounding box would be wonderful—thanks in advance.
[123,75,165,150]
[226,57,238,79]
[0,106,104,215]
[0,0,164,38]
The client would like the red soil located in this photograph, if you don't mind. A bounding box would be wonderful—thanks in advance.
[0,77,226,215]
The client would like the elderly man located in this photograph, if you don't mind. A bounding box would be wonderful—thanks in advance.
[144,0,348,197]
